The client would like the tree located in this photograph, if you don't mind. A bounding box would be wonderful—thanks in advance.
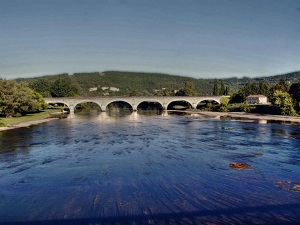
[0,79,47,117]
[289,82,300,108]
[220,81,226,95]
[272,90,297,116]
[238,82,252,98]
[258,81,270,96]
[271,79,289,94]
[29,79,53,97]
[225,85,230,95]
[213,80,219,95]
[50,77,80,97]
[176,82,198,96]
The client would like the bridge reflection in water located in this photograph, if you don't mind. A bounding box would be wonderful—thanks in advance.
[45,96,225,117]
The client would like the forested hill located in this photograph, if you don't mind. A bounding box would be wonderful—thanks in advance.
[15,70,300,97]
[216,71,300,91]
[16,71,213,96]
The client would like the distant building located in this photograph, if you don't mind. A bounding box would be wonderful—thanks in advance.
[246,95,268,104]
[89,87,98,92]
[109,87,120,92]
[101,87,119,92]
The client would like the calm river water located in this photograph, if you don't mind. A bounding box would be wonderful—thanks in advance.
[0,112,300,224]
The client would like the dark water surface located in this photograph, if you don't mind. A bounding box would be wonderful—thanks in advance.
[0,112,300,224]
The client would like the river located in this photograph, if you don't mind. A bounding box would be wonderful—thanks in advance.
[0,112,300,224]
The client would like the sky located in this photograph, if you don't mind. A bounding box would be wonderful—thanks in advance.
[0,0,300,79]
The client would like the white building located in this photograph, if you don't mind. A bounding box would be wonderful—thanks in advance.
[246,95,268,104]
[89,87,98,92]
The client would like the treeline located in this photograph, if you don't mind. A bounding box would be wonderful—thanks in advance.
[0,79,47,118]
[218,79,300,116]
[17,70,300,98]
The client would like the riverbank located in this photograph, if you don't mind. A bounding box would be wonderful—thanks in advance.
[0,110,61,132]
[183,110,300,123]
[0,118,59,131]
[1,110,300,132]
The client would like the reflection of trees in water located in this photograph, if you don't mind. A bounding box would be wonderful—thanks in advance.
[0,129,32,156]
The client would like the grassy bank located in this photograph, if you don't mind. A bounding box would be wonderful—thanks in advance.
[0,109,61,127]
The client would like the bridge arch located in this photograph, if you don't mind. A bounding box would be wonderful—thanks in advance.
[136,99,164,110]
[73,100,102,114]
[104,100,134,111]
[197,98,221,105]
[196,98,220,110]
[166,99,194,110]
[46,100,71,112]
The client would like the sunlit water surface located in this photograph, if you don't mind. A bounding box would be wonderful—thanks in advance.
[0,112,300,224]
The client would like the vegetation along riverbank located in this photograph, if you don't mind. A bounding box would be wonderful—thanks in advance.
[0,109,60,131]
[2,70,300,131]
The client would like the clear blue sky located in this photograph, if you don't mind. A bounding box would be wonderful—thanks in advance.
[0,0,299,79]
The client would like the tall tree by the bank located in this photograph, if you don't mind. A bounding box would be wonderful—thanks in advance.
[0,79,47,117]
[272,90,297,116]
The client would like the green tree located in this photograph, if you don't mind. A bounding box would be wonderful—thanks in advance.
[238,82,252,99]
[225,85,230,95]
[0,80,47,117]
[289,81,300,108]
[50,77,80,97]
[29,79,53,97]
[176,82,198,96]
[220,81,226,95]
[258,81,270,96]
[272,90,297,116]
[213,80,219,95]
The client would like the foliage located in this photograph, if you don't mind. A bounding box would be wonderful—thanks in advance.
[16,71,213,97]
[29,79,53,97]
[176,82,198,96]
[289,81,300,109]
[229,93,244,103]
[0,79,47,117]
[220,97,230,106]
[239,103,251,113]
[272,90,297,116]
[50,77,80,97]
[213,80,219,95]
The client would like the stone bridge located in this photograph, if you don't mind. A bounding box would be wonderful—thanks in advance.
[45,96,225,117]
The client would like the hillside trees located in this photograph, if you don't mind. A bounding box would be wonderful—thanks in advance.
[213,80,219,95]
[176,82,198,96]
[29,79,53,97]
[0,79,47,117]
[230,81,270,103]
[213,80,230,95]
[50,77,80,97]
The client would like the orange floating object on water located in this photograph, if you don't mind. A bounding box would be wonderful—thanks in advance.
[229,162,251,170]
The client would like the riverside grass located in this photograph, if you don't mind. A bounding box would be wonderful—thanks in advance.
[0,109,61,127]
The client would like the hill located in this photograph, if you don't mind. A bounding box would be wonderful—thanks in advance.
[15,70,300,97]
[16,71,213,96]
